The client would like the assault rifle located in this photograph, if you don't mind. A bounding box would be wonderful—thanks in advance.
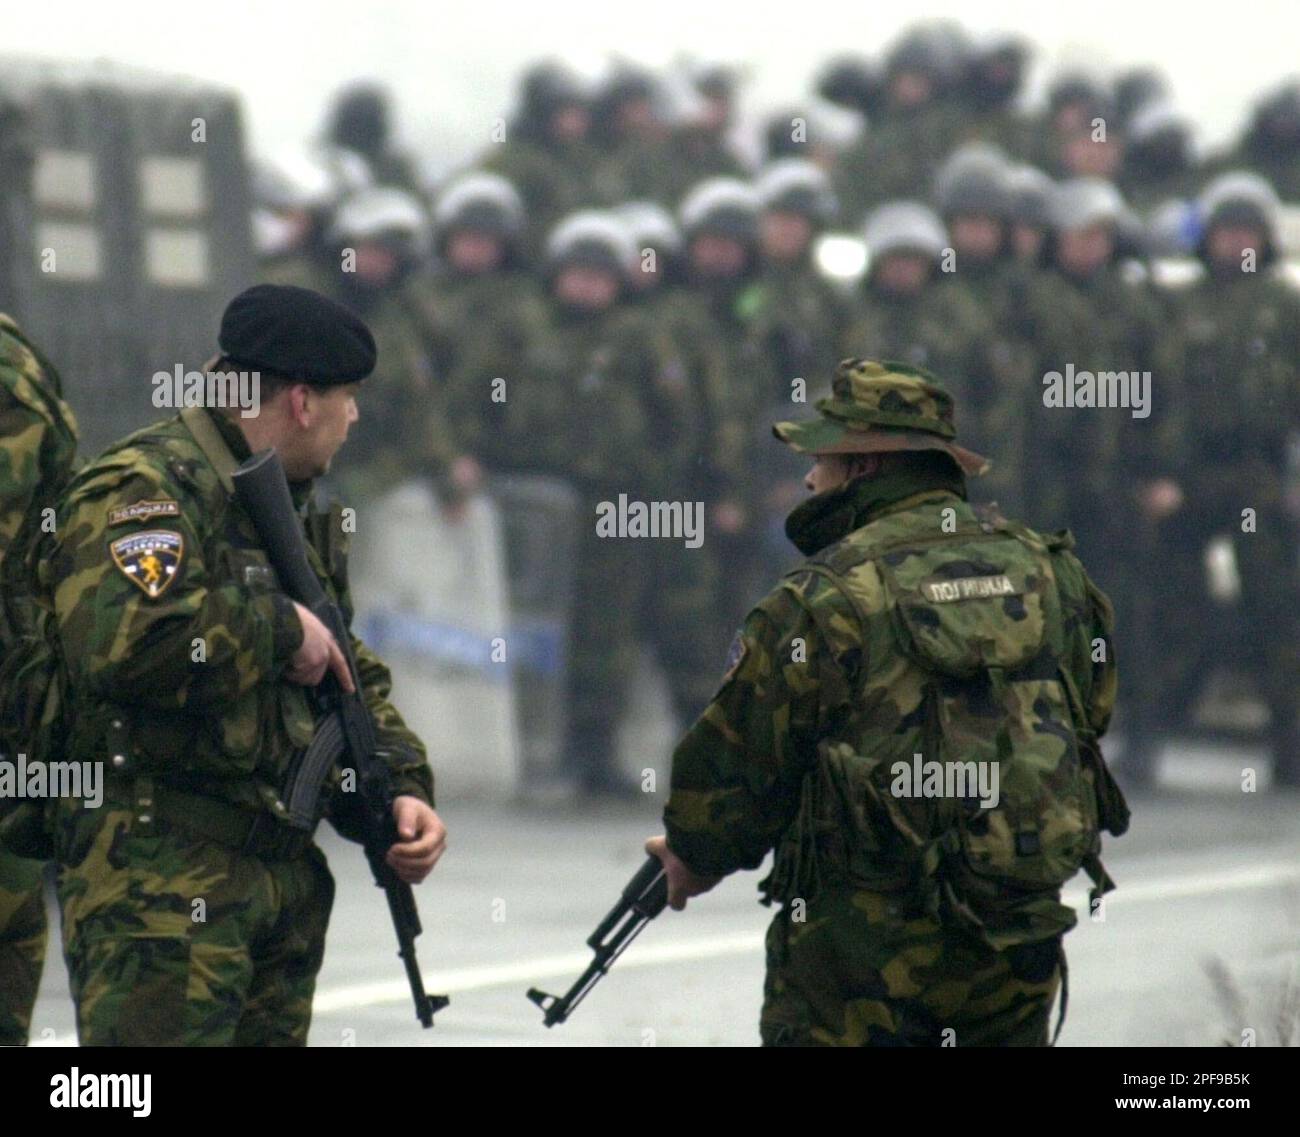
[232,448,448,1028]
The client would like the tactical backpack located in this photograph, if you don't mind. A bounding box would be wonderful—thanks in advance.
[764,514,1130,952]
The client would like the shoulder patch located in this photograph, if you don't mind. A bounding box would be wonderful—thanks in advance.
[109,530,184,598]
[108,499,180,526]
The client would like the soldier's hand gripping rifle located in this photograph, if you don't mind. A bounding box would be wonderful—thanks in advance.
[232,448,449,1028]
[527,855,668,1026]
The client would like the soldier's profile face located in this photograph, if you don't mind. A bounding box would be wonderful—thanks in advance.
[300,382,359,477]
[805,455,849,494]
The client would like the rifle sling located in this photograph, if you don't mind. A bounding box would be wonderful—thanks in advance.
[180,405,342,831]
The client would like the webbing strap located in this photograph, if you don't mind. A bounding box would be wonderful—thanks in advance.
[180,406,239,494]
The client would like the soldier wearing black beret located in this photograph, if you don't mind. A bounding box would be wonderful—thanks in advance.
[44,284,446,1045]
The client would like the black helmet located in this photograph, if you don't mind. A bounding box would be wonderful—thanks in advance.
[517,61,589,138]
[1115,67,1171,128]
[816,55,885,118]
[327,82,392,156]
[885,21,969,89]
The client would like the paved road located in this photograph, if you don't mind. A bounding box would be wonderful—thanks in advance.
[27,743,1300,1046]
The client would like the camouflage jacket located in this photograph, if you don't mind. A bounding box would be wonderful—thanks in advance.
[47,406,434,826]
[663,464,1116,900]
[480,299,659,496]
[1169,270,1300,519]
[0,314,79,640]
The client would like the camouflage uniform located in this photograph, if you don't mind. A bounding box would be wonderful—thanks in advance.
[47,406,434,1044]
[617,284,730,725]
[663,360,1124,1046]
[0,314,78,1046]
[1168,266,1300,782]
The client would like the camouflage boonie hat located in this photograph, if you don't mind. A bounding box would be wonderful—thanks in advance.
[773,358,990,476]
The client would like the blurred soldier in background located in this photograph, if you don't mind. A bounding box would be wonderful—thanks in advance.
[0,315,78,1046]
[1119,102,1199,211]
[952,32,1031,156]
[842,202,990,445]
[610,202,729,736]
[480,62,600,260]
[1005,164,1055,266]
[312,186,469,505]
[1153,172,1300,787]
[834,25,966,219]
[665,65,749,202]
[324,82,423,194]
[590,65,674,206]
[930,144,1027,450]
[1207,82,1300,201]
[678,177,775,640]
[1034,73,1120,181]
[1018,178,1181,782]
[521,212,658,793]
[751,159,846,574]
[419,171,546,459]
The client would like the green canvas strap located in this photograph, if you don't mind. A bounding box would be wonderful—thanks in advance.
[180,405,239,495]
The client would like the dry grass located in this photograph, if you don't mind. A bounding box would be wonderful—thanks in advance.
[1204,955,1300,1046]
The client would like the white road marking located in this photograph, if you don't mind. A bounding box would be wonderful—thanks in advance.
[311,861,1300,1015]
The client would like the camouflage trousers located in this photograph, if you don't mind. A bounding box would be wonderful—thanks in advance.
[56,804,334,1046]
[760,887,1063,1047]
[0,850,48,1046]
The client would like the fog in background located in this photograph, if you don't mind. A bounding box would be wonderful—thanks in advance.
[7,0,1296,181]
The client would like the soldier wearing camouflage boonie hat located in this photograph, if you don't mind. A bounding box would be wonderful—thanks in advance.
[773,358,990,477]
[648,354,1126,1047]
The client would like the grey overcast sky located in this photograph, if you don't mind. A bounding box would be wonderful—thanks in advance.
[6,0,1296,177]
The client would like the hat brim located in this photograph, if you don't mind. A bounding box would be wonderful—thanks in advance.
[773,420,990,477]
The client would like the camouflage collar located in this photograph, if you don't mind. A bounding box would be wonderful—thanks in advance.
[784,463,966,556]
[205,406,254,463]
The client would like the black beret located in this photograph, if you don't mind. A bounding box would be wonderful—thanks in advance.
[218,284,377,385]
